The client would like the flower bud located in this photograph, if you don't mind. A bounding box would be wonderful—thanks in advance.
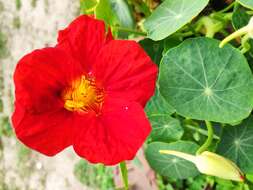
[159,150,244,181]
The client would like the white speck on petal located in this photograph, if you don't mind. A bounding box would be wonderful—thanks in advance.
[36,162,42,170]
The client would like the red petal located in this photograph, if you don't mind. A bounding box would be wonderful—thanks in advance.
[13,47,83,113]
[92,40,158,106]
[12,47,83,156]
[57,15,113,71]
[73,97,151,165]
[12,102,74,156]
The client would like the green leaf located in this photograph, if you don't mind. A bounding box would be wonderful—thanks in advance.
[217,116,253,174]
[163,36,182,55]
[95,0,119,27]
[232,5,251,30]
[110,0,135,29]
[145,141,200,179]
[236,0,253,10]
[139,39,164,65]
[145,85,175,116]
[149,115,183,142]
[144,0,209,41]
[139,37,182,65]
[159,37,253,123]
[232,5,253,58]
[80,0,97,14]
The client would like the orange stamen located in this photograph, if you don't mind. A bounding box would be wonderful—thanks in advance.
[62,75,104,114]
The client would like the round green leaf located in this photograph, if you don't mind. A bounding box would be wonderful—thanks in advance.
[217,116,253,174]
[145,141,199,179]
[159,37,253,123]
[236,0,253,10]
[144,0,209,41]
[149,115,183,142]
[145,85,175,116]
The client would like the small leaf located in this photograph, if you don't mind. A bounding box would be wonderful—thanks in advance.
[145,141,200,179]
[144,0,209,41]
[236,0,253,10]
[139,39,164,65]
[163,36,182,55]
[149,115,183,142]
[217,116,253,173]
[80,0,97,14]
[232,6,253,61]
[159,37,253,123]
[145,85,175,116]
[110,0,135,29]
[232,4,251,30]
[95,0,119,27]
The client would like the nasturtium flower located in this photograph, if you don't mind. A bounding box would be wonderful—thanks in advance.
[12,15,158,165]
[160,150,244,181]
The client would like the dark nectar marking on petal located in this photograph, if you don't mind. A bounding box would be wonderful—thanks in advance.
[62,75,104,114]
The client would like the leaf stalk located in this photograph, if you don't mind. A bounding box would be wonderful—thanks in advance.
[196,121,213,155]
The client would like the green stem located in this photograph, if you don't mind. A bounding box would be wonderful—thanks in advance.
[219,26,249,48]
[196,121,214,155]
[240,47,250,54]
[217,2,235,13]
[174,31,194,38]
[246,11,253,15]
[114,26,147,36]
[120,161,129,190]
[184,124,219,140]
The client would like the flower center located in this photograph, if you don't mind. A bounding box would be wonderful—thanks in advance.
[62,75,104,114]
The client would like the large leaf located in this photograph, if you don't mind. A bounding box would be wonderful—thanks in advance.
[149,115,183,142]
[159,37,253,123]
[217,116,253,174]
[144,0,209,41]
[145,141,199,179]
[237,0,253,10]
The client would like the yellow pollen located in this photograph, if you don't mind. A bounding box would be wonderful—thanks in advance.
[62,75,104,114]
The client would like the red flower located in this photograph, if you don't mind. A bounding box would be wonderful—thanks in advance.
[12,15,158,165]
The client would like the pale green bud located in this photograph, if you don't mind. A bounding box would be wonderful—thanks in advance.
[159,150,244,182]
